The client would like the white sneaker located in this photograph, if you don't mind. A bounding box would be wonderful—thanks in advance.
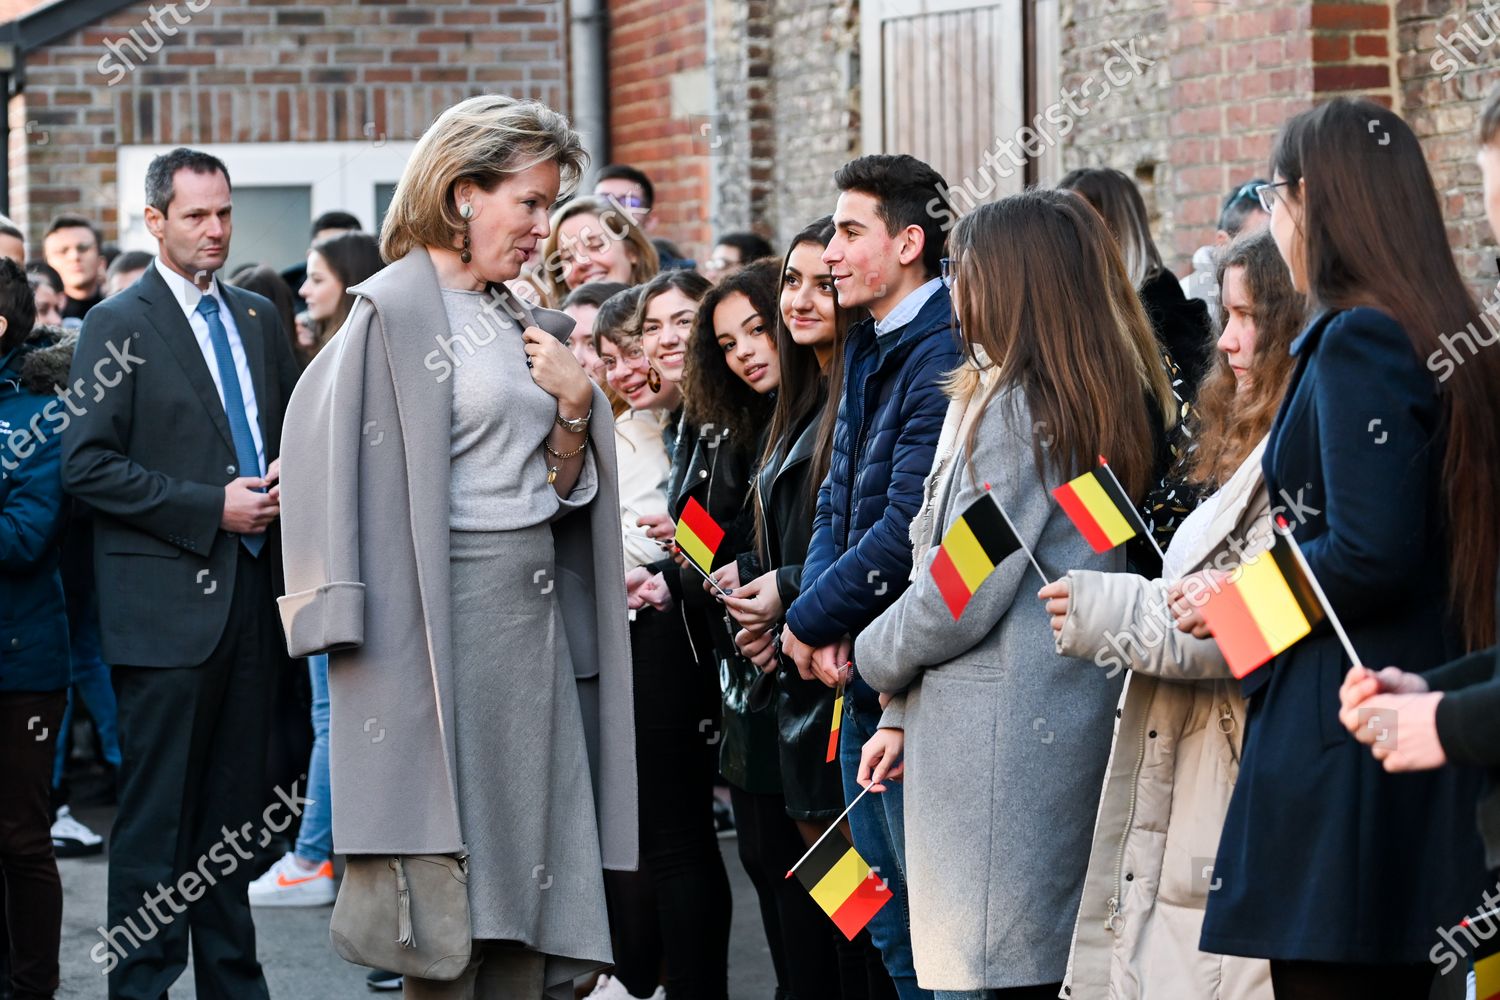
[247,852,336,907]
[51,806,105,857]
[585,975,665,1000]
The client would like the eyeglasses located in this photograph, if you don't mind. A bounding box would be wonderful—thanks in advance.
[599,343,647,372]
[702,257,738,274]
[604,193,647,210]
[1254,181,1292,214]
[940,257,954,288]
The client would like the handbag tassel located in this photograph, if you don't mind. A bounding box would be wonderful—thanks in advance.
[393,857,416,949]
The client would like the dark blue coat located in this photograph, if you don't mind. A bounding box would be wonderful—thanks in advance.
[0,344,71,693]
[785,284,961,686]
[1200,307,1487,963]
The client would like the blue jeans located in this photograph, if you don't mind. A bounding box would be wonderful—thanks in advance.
[293,654,332,863]
[51,606,120,788]
[839,679,931,1000]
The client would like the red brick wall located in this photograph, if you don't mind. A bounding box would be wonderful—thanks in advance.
[6,0,568,246]
[1398,0,1500,292]
[1162,1,1315,265]
[605,0,712,258]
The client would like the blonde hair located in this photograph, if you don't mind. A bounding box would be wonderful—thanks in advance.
[538,196,659,306]
[380,95,587,262]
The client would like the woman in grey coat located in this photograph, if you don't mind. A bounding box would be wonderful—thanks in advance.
[277,96,636,999]
[854,192,1176,998]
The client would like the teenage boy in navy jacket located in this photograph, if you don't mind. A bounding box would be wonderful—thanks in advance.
[783,154,959,1000]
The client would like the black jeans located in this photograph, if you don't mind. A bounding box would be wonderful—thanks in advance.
[729,785,843,1000]
[605,606,732,1000]
[0,689,66,1000]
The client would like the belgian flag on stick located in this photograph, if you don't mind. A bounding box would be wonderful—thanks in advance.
[674,497,724,573]
[788,819,892,939]
[930,488,1043,620]
[1198,524,1328,678]
[1052,456,1159,559]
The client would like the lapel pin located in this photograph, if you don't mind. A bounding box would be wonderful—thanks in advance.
[248,308,257,316]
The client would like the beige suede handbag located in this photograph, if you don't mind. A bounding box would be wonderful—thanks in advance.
[329,854,471,981]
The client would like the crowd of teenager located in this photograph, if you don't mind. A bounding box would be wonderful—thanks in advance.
[1,86,1499,1000]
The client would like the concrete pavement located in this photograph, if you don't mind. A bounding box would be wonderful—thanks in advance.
[54,801,777,999]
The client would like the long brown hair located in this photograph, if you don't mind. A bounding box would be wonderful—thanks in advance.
[682,259,779,448]
[1188,230,1305,487]
[311,231,384,349]
[1272,97,1499,649]
[754,216,859,554]
[1057,167,1166,288]
[948,190,1176,499]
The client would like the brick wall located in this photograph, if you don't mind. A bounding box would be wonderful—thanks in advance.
[706,0,774,241]
[1060,0,1495,288]
[1398,0,1500,291]
[606,0,712,258]
[766,0,860,243]
[6,0,568,247]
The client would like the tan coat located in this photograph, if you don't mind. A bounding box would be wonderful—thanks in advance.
[275,248,637,870]
[1056,439,1274,1000]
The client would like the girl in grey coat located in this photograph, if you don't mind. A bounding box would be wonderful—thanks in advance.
[854,192,1177,998]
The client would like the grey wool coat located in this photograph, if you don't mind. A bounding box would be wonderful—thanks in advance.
[276,247,637,870]
[857,376,1124,992]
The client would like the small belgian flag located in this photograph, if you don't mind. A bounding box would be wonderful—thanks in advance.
[674,497,724,573]
[930,492,1024,619]
[789,828,893,940]
[1198,529,1326,678]
[1051,457,1145,553]
[826,687,843,763]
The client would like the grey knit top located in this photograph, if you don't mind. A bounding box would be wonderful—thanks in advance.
[442,287,597,531]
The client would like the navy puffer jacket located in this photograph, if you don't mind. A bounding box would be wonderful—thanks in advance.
[786,284,960,650]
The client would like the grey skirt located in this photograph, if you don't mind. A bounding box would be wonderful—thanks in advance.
[448,524,610,993]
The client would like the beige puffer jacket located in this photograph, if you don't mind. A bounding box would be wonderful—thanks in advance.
[1055,439,1276,1000]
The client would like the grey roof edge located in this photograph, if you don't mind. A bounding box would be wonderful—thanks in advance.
[4,0,143,56]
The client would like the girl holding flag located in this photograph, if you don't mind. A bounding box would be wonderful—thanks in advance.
[852,190,1174,998]
[1187,99,1496,999]
[1037,228,1304,1000]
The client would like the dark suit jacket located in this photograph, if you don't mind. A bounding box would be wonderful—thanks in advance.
[60,263,300,668]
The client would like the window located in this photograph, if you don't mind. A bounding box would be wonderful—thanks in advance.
[116,141,417,270]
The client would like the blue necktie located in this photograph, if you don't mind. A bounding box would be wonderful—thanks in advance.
[196,295,264,556]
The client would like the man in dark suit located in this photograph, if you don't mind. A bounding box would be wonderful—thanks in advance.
[61,147,300,1000]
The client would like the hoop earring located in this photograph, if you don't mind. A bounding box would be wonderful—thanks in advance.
[459,202,473,264]
[646,366,662,392]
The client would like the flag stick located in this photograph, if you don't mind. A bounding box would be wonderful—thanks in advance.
[1462,907,1500,928]
[786,784,873,879]
[679,549,732,598]
[983,485,1050,588]
[1275,517,1363,669]
[1099,457,1167,565]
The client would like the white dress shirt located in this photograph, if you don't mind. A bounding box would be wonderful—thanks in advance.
[152,256,265,474]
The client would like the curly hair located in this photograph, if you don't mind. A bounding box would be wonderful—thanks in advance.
[681,259,779,451]
[1186,230,1305,489]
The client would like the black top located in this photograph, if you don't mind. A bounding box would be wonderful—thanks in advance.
[1138,268,1214,397]
[62,289,105,322]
